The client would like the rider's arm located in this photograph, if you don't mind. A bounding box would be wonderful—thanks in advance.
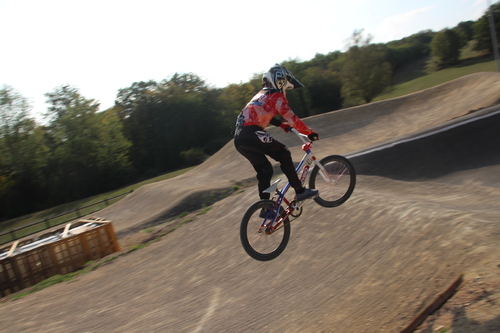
[269,116,292,132]
[274,94,313,135]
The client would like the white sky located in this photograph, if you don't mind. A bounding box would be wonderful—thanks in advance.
[0,0,490,119]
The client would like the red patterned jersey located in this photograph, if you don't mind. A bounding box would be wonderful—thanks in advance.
[236,88,313,135]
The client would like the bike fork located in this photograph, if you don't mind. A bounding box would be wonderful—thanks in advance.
[315,160,336,183]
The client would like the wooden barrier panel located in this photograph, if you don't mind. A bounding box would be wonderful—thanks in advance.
[0,218,119,297]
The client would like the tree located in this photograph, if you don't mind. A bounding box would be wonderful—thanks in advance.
[0,86,31,138]
[115,80,158,119]
[454,20,475,41]
[118,73,226,175]
[473,2,500,53]
[160,72,208,95]
[155,74,224,164]
[0,86,49,217]
[218,81,257,132]
[386,30,435,73]
[301,66,343,114]
[430,29,463,68]
[45,86,132,200]
[340,31,393,105]
[44,85,83,121]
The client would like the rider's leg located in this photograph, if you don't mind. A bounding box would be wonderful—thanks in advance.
[269,145,302,189]
[255,162,274,200]
[236,146,273,200]
[267,142,318,200]
[235,127,317,200]
[237,135,302,193]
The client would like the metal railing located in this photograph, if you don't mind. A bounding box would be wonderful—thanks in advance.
[0,190,133,246]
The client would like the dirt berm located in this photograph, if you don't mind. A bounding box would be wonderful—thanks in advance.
[0,72,499,332]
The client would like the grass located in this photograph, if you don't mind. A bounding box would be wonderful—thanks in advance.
[374,55,497,102]
[197,206,212,215]
[436,328,451,333]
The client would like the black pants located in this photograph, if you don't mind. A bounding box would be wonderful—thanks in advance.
[234,125,302,200]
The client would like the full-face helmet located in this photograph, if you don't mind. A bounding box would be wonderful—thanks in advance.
[262,64,304,93]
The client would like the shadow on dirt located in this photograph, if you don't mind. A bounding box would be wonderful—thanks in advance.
[115,187,240,238]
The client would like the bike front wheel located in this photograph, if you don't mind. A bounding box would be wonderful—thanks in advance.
[240,200,290,261]
[309,155,356,207]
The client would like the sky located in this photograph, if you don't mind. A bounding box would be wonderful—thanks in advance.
[0,0,491,120]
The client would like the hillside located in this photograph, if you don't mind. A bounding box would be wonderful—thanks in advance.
[0,72,499,332]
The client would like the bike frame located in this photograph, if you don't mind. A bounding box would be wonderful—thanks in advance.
[258,128,333,234]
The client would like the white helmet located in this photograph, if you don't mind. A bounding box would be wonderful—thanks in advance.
[262,64,304,92]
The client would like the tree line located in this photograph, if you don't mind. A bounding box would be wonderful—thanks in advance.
[1,3,498,220]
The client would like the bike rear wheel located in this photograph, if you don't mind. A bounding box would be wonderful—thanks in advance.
[309,155,356,207]
[240,200,290,261]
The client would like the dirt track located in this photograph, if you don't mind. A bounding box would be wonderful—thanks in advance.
[0,72,499,332]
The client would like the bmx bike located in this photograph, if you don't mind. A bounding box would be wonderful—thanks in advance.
[239,128,356,261]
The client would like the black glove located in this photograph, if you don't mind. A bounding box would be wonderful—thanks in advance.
[308,132,319,141]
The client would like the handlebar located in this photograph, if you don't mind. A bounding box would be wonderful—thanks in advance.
[289,127,311,144]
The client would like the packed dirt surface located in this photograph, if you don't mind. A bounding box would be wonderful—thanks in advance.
[1,72,499,332]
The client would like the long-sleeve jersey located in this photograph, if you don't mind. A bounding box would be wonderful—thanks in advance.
[235,88,313,136]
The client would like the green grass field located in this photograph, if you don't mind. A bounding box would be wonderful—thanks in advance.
[376,57,497,101]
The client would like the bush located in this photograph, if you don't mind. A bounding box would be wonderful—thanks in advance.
[180,148,208,167]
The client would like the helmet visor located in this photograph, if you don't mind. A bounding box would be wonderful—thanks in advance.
[287,75,304,89]
[282,67,304,89]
